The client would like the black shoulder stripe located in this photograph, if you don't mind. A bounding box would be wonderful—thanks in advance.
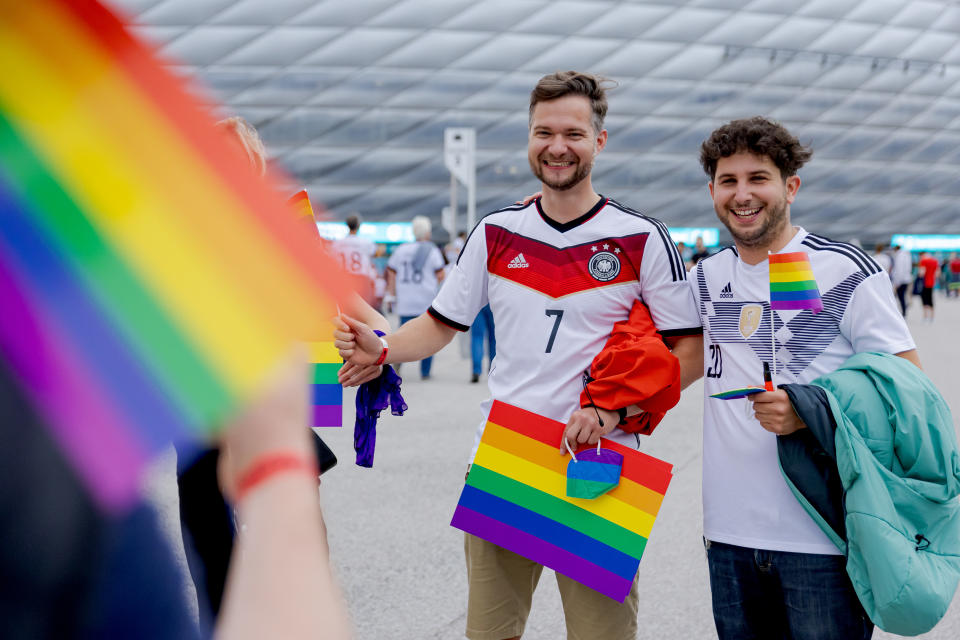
[427,306,469,332]
[490,202,528,214]
[606,199,685,282]
[802,234,880,276]
[660,327,704,338]
[699,245,737,264]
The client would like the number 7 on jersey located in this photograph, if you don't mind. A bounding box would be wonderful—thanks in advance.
[544,309,564,353]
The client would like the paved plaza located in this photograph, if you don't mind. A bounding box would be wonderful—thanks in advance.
[151,294,960,639]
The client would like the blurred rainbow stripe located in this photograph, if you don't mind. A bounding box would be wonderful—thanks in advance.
[451,401,673,602]
[310,339,342,427]
[769,251,823,313]
[0,0,349,510]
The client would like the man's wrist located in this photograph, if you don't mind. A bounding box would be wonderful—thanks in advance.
[584,404,627,428]
[373,335,389,366]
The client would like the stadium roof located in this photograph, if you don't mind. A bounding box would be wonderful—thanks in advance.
[114,0,960,243]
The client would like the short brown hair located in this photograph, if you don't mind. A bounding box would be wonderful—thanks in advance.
[700,116,812,180]
[529,71,612,134]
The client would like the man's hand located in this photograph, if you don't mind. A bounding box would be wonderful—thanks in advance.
[337,362,383,387]
[515,191,542,206]
[749,389,806,435]
[333,313,382,365]
[560,407,619,454]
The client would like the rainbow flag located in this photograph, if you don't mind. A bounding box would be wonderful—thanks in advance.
[288,189,314,221]
[451,401,673,602]
[310,337,342,427]
[0,0,350,511]
[769,251,823,313]
[710,386,766,400]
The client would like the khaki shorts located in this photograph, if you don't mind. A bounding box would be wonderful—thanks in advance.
[464,533,640,640]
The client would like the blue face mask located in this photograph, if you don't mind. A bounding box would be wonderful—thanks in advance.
[566,446,623,499]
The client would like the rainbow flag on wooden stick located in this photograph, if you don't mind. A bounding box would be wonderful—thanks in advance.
[451,401,673,602]
[769,251,822,313]
[0,0,350,511]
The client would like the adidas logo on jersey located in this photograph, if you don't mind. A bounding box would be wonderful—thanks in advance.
[720,282,734,299]
[508,253,530,269]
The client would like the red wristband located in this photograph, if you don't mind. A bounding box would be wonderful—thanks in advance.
[235,452,318,502]
[374,336,388,366]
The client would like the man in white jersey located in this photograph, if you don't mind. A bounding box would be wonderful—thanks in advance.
[335,71,702,640]
[693,117,921,639]
[386,215,446,379]
[332,214,377,306]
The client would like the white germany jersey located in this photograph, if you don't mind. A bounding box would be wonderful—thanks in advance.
[332,235,376,280]
[429,196,702,459]
[387,241,446,317]
[692,227,915,554]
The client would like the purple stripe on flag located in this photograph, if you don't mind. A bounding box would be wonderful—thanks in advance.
[0,254,147,509]
[451,505,633,602]
[312,403,342,427]
[770,298,824,311]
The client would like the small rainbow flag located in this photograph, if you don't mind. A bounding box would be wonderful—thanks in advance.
[310,337,342,427]
[288,189,314,221]
[451,401,673,602]
[710,386,766,400]
[0,0,350,510]
[769,251,822,313]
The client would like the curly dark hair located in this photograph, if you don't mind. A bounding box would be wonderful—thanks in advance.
[529,71,615,134]
[700,116,812,180]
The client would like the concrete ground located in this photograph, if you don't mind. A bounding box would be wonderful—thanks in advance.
[151,293,960,639]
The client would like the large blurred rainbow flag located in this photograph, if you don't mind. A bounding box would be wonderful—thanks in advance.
[0,0,350,510]
[769,251,823,313]
[451,401,673,602]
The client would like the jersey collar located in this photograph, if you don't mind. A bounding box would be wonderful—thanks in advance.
[535,195,607,233]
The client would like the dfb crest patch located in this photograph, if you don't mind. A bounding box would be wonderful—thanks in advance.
[588,251,620,282]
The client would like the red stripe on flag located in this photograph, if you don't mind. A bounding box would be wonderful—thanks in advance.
[58,0,350,331]
[487,401,672,495]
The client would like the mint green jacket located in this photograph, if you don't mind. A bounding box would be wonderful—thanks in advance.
[780,352,960,636]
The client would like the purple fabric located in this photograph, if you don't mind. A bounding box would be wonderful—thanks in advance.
[353,331,406,467]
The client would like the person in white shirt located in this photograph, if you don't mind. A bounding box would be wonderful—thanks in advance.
[890,245,914,316]
[694,116,920,640]
[871,243,892,276]
[385,216,446,379]
[332,214,377,306]
[335,71,703,640]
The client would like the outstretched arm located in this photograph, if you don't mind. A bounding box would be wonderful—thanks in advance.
[335,312,458,366]
[341,293,390,334]
[215,349,350,640]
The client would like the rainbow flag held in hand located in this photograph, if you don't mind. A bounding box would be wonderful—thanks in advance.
[451,401,673,602]
[769,251,823,313]
[310,337,342,427]
[0,0,350,511]
[288,189,314,221]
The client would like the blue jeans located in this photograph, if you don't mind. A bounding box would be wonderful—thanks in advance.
[705,539,873,640]
[470,305,496,376]
[399,315,432,378]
